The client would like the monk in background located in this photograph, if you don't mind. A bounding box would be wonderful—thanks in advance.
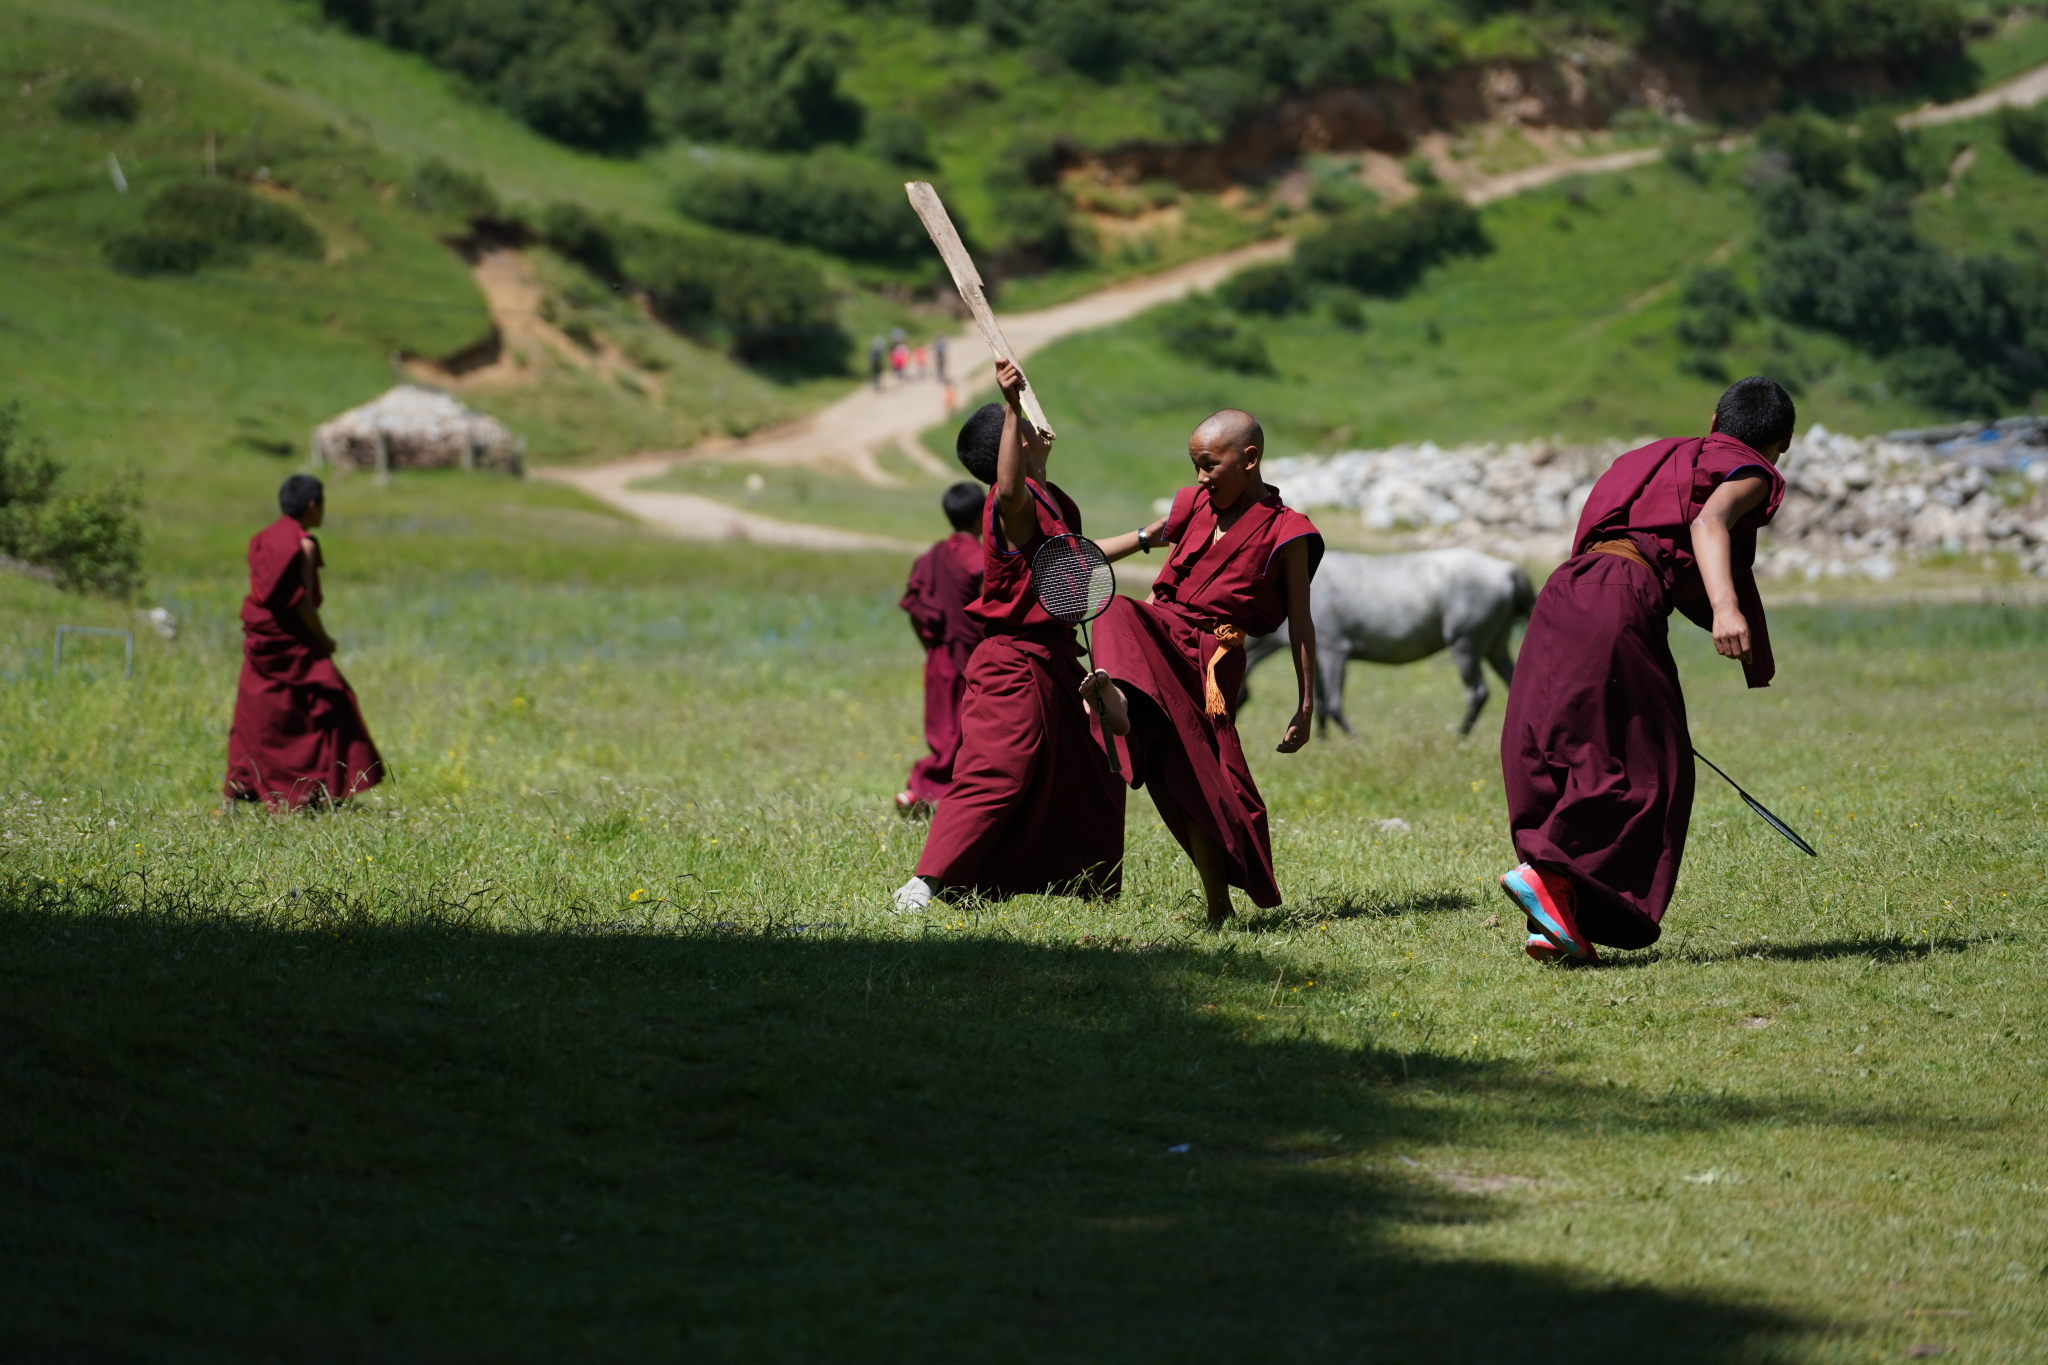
[893,362,1127,911]
[1498,376,1793,964]
[894,480,988,818]
[1092,410,1323,929]
[224,474,383,811]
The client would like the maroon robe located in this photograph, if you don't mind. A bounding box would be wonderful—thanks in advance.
[1500,434,1786,948]
[899,530,986,803]
[224,516,383,810]
[1093,485,1322,909]
[914,480,1126,898]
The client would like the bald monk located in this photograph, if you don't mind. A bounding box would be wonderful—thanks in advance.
[894,480,989,817]
[224,474,384,811]
[1498,376,1793,963]
[1091,409,1323,929]
[893,362,1128,910]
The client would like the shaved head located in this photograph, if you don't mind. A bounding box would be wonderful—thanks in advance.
[1195,408,1263,452]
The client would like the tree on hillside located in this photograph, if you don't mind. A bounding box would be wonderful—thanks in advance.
[0,404,144,599]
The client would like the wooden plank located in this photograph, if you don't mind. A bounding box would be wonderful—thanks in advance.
[904,180,1056,444]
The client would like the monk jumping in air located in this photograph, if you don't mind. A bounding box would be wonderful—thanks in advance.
[894,480,988,818]
[1091,409,1323,929]
[893,362,1127,911]
[224,474,383,811]
[1498,376,1793,963]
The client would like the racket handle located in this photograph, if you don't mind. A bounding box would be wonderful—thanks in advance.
[1101,715,1121,776]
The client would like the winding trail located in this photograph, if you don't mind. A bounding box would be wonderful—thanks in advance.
[536,60,2048,551]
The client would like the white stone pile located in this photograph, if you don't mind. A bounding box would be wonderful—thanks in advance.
[1265,421,2048,578]
[312,385,523,475]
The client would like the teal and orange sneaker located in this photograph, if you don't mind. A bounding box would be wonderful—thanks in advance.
[1523,931,1563,963]
[1499,863,1599,964]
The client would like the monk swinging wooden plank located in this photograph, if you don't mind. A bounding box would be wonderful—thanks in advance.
[904,181,1055,446]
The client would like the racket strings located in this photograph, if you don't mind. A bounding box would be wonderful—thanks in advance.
[1032,534,1115,625]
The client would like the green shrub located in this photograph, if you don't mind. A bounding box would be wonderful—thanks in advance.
[615,226,847,371]
[1755,182,2048,414]
[688,0,863,152]
[1757,113,1855,195]
[0,404,144,599]
[1217,263,1307,315]
[538,202,623,281]
[105,182,324,275]
[1856,111,1918,184]
[54,73,139,123]
[1329,294,1366,329]
[867,112,935,169]
[1154,297,1273,374]
[1666,134,1708,183]
[407,159,501,220]
[500,39,650,150]
[675,153,926,262]
[1998,104,2048,173]
[1295,193,1488,296]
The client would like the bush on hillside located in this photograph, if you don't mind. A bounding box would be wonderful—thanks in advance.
[675,153,926,261]
[501,39,650,150]
[1756,113,1855,195]
[0,404,144,599]
[406,158,501,220]
[55,73,139,123]
[537,202,624,281]
[1855,111,1919,184]
[1644,0,1963,77]
[1673,266,1752,350]
[1295,193,1488,296]
[1755,184,2048,414]
[866,111,935,170]
[610,225,847,371]
[1218,263,1308,315]
[1999,104,2048,173]
[106,182,324,275]
[1154,297,1273,374]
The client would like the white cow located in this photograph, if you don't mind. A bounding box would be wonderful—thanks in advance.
[1243,548,1535,736]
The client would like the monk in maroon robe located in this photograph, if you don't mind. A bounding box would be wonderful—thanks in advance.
[1090,410,1322,928]
[895,481,989,816]
[894,363,1127,910]
[224,474,383,811]
[1498,377,1794,963]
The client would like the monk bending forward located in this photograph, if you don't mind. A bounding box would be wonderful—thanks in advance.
[893,362,1127,909]
[1092,409,1323,928]
[1498,376,1793,963]
[224,474,383,811]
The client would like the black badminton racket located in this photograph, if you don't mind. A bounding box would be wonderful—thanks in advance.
[1693,747,1816,856]
[1031,532,1121,775]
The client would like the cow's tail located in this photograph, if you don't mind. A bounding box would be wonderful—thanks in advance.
[1510,564,1536,620]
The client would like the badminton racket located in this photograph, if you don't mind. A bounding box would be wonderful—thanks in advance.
[1031,533,1120,775]
[1692,747,1817,856]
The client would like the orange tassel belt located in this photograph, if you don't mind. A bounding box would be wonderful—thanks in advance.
[1203,624,1247,717]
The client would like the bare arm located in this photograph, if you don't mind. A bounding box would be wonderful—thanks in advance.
[1098,517,1171,563]
[292,537,339,654]
[992,360,1039,552]
[1275,538,1315,753]
[1691,474,1769,665]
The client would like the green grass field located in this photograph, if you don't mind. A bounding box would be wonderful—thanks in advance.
[4,472,2046,1360]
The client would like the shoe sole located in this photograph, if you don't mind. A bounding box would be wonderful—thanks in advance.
[1499,868,1598,964]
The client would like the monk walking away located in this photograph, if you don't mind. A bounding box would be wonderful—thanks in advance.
[1091,409,1323,929]
[224,474,383,811]
[894,480,988,817]
[1498,376,1793,964]
[893,361,1127,911]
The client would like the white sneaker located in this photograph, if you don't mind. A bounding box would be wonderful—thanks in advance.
[892,875,933,913]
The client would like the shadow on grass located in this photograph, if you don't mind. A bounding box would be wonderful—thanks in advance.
[1238,888,1481,934]
[0,894,1810,1363]
[1605,934,1985,969]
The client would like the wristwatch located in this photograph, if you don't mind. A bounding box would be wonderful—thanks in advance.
[1136,526,1151,553]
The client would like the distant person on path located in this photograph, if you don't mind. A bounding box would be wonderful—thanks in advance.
[869,335,886,390]
[224,474,383,811]
[933,335,949,384]
[894,481,989,818]
[1498,376,1793,963]
[891,340,910,380]
[913,344,929,380]
[1090,410,1323,929]
[894,360,1127,910]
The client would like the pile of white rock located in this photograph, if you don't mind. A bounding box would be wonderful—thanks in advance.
[312,385,523,476]
[1263,418,2048,578]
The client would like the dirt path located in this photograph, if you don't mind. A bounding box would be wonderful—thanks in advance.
[1900,60,2048,127]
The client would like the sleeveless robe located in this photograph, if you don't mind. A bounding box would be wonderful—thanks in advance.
[914,480,1126,899]
[224,517,383,810]
[1092,485,1323,909]
[1500,434,1786,948]
[898,530,986,804]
